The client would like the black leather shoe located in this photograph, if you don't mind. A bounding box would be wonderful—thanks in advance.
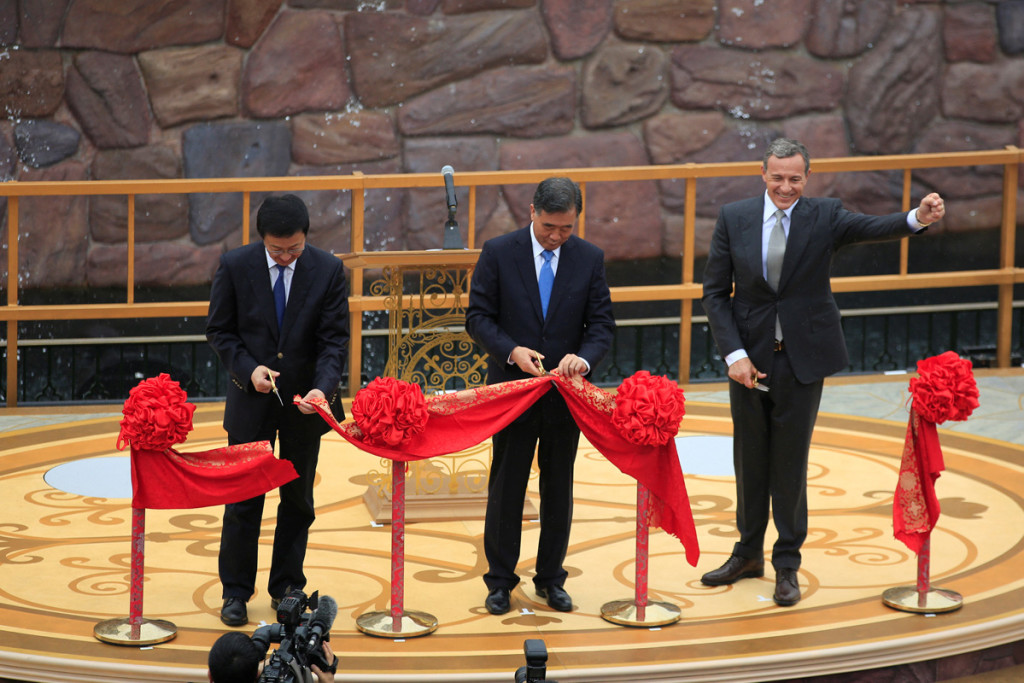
[535,585,573,612]
[774,568,801,606]
[700,555,765,586]
[220,597,248,626]
[485,587,511,615]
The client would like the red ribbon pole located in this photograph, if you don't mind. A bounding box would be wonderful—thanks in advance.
[635,483,650,622]
[917,536,931,608]
[391,461,407,632]
[130,507,145,640]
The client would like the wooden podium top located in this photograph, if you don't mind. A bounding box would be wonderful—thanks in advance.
[341,249,482,269]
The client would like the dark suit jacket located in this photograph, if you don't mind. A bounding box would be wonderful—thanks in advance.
[702,196,915,385]
[467,226,615,385]
[207,242,349,442]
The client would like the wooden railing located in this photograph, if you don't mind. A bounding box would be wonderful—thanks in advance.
[2,149,1022,407]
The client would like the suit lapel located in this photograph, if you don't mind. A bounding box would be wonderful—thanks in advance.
[779,199,814,290]
[740,199,766,286]
[281,250,315,347]
[546,236,576,324]
[513,227,545,323]
[246,244,280,342]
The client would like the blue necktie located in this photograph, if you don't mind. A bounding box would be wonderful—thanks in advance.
[273,264,286,329]
[539,250,554,318]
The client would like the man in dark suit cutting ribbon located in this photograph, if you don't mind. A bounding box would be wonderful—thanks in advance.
[701,138,945,606]
[207,194,348,626]
[467,177,616,615]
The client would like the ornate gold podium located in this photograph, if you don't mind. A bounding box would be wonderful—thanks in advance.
[341,250,537,523]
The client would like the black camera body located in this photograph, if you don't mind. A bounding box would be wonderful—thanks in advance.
[252,589,337,683]
[514,639,558,683]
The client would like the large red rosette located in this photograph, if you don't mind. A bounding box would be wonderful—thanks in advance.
[611,370,686,447]
[351,376,428,447]
[908,350,979,424]
[117,372,196,452]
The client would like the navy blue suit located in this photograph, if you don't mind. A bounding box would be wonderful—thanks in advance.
[207,241,348,601]
[702,196,917,569]
[467,225,615,590]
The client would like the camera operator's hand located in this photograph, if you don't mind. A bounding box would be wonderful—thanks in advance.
[310,641,337,683]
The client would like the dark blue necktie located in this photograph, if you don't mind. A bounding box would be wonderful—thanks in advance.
[273,264,286,329]
[539,250,554,318]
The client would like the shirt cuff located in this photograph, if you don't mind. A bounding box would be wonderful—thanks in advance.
[725,349,748,367]
[907,209,928,232]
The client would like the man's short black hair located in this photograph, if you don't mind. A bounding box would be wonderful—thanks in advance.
[532,177,582,216]
[256,194,310,239]
[208,631,263,683]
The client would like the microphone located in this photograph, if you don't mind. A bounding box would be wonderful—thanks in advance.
[307,594,337,650]
[441,165,457,213]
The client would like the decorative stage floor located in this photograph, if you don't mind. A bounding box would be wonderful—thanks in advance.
[1,370,1023,683]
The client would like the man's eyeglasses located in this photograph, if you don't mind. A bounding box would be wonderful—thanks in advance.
[265,245,305,256]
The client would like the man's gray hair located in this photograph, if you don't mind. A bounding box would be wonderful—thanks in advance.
[763,138,810,174]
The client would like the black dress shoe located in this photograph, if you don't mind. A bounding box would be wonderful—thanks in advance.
[220,597,248,626]
[485,587,511,615]
[535,585,573,612]
[700,554,765,586]
[774,568,801,606]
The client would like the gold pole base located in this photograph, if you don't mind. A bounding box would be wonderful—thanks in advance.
[882,586,964,614]
[93,617,177,646]
[600,599,681,627]
[355,610,438,638]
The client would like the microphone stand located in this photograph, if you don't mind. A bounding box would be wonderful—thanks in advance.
[443,207,463,249]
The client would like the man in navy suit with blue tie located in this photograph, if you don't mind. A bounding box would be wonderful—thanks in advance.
[701,139,946,606]
[207,194,348,626]
[467,177,616,615]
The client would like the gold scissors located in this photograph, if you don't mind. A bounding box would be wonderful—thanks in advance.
[267,371,284,406]
[533,351,547,375]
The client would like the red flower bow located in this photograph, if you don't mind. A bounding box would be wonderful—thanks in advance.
[116,373,197,452]
[909,350,979,424]
[352,376,429,447]
[612,371,686,446]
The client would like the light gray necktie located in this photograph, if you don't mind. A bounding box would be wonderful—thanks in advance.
[766,208,786,341]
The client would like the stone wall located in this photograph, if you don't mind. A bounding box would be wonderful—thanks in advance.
[1,0,1023,290]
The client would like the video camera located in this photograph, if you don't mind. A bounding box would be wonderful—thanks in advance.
[514,639,558,683]
[251,589,337,683]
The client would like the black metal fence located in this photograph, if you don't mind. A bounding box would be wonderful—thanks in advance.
[3,303,1021,406]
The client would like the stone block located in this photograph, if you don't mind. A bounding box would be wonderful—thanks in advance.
[441,0,534,11]
[657,125,777,218]
[670,46,842,120]
[18,162,89,289]
[782,114,849,198]
[499,132,663,260]
[89,146,188,243]
[0,1,16,44]
[182,121,292,245]
[806,0,890,59]
[997,0,1024,55]
[942,62,1024,124]
[845,7,943,153]
[643,111,725,165]
[717,0,811,50]
[582,45,668,129]
[17,0,69,48]
[345,10,547,107]
[0,49,64,118]
[293,111,400,165]
[65,52,151,149]
[944,3,997,63]
[138,45,243,128]
[14,120,80,168]
[226,0,281,48]
[614,0,714,43]
[543,0,612,59]
[398,65,574,138]
[87,241,223,287]
[62,0,224,53]
[242,9,350,118]
[912,121,1016,199]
